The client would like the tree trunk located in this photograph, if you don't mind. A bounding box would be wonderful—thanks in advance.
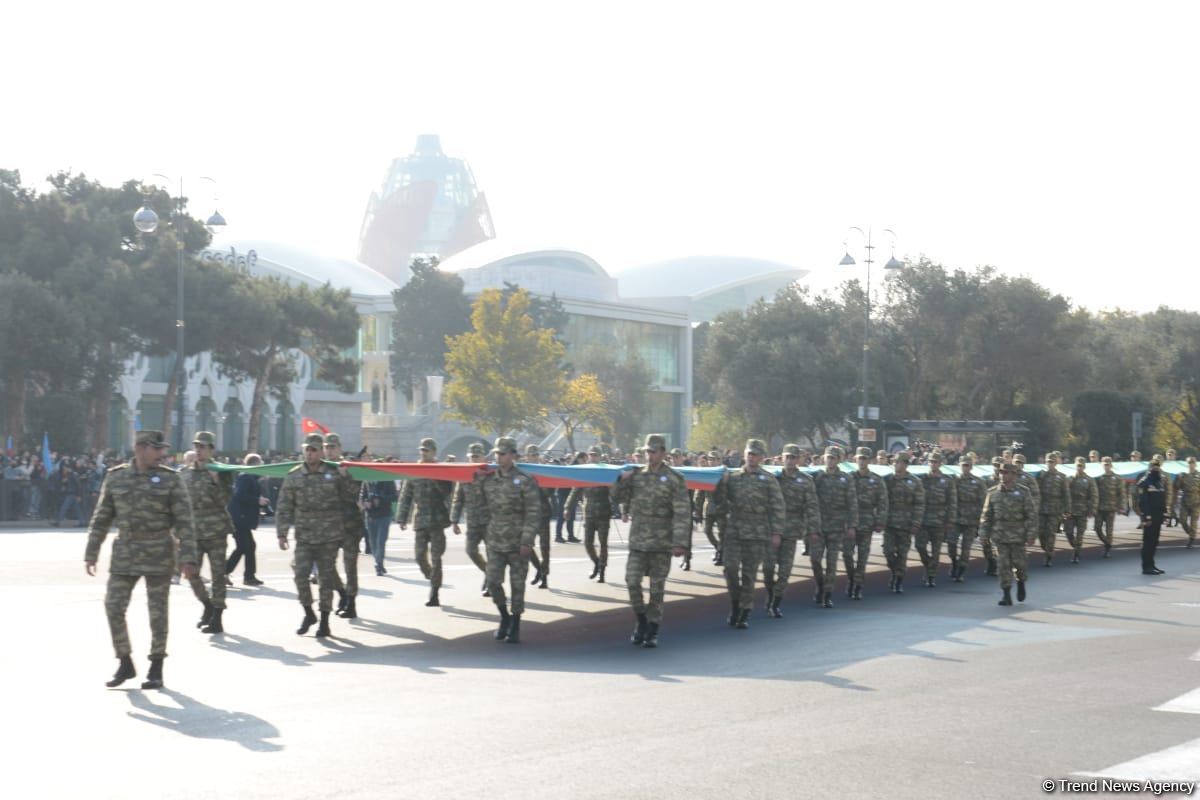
[161,358,181,448]
[245,344,276,453]
[4,370,27,447]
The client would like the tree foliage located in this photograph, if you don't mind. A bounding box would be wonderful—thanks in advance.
[389,257,471,401]
[574,345,653,447]
[555,373,612,452]
[443,288,566,436]
[688,403,757,455]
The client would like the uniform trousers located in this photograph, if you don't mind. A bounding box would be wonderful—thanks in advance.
[465,524,488,573]
[809,530,843,592]
[583,517,610,568]
[186,538,228,609]
[883,527,913,580]
[626,550,671,624]
[294,540,340,612]
[723,536,766,609]
[762,537,798,598]
[414,527,447,589]
[106,573,171,658]
[841,527,873,583]
[994,541,1028,589]
[486,546,529,614]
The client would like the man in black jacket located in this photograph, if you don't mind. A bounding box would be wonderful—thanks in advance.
[226,453,267,586]
[1136,455,1168,576]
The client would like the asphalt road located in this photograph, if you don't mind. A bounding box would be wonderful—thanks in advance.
[3,517,1198,800]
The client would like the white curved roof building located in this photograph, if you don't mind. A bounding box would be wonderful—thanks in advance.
[616,255,807,322]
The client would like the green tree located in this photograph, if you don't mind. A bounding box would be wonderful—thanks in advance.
[555,373,612,452]
[574,346,653,446]
[501,281,568,338]
[688,403,757,454]
[443,288,566,436]
[389,257,472,401]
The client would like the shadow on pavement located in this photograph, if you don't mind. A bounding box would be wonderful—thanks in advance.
[126,689,284,752]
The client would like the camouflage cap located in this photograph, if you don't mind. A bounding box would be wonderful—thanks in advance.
[467,442,486,456]
[192,431,217,447]
[492,437,518,454]
[303,433,325,449]
[419,437,438,451]
[587,445,602,455]
[960,455,975,466]
[135,430,170,448]
[991,456,1003,466]
[1101,456,1114,464]
[1075,456,1087,465]
[893,452,911,464]
[1045,452,1060,463]
[644,434,668,452]
[323,432,341,446]
[524,443,540,457]
[745,438,767,455]
[999,462,1020,474]
[1151,455,1164,465]
[1188,456,1197,464]
[708,450,721,459]
[1013,453,1027,464]
[927,450,944,462]
[669,447,684,457]
[855,446,872,458]
[823,445,842,457]
[782,444,802,457]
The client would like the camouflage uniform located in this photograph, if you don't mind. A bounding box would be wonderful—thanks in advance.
[883,465,925,590]
[701,488,726,564]
[951,469,988,580]
[1094,469,1125,552]
[707,440,786,619]
[179,457,234,612]
[610,453,689,627]
[564,482,613,579]
[397,468,454,596]
[845,462,887,593]
[1036,464,1072,562]
[85,447,197,660]
[917,462,957,583]
[1065,464,1099,559]
[765,459,820,606]
[450,465,490,576]
[479,455,540,617]
[523,445,554,584]
[1174,465,1200,546]
[812,461,859,603]
[334,462,365,600]
[979,474,1038,598]
[276,459,356,614]
[1014,462,1041,508]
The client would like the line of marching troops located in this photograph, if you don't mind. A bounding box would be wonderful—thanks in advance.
[84,426,1198,690]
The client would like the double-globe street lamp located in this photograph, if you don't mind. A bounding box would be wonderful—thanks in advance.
[839,227,905,446]
[133,176,226,451]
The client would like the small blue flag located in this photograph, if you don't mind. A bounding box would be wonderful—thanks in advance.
[42,432,54,475]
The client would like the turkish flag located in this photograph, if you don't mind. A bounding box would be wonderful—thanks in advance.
[301,417,330,435]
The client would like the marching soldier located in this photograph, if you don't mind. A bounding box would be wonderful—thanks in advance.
[1174,456,1200,548]
[322,433,364,618]
[522,444,554,589]
[86,430,197,690]
[180,431,235,634]
[450,442,491,595]
[917,451,956,587]
[1012,453,1041,508]
[980,456,1005,575]
[706,439,785,627]
[478,437,540,644]
[1036,452,1072,566]
[846,446,886,600]
[276,433,357,637]
[764,443,821,615]
[950,455,987,582]
[1136,455,1169,575]
[1094,456,1124,557]
[979,463,1038,606]
[883,452,924,593]
[1065,456,1098,563]
[812,446,858,607]
[397,437,454,607]
[564,445,614,583]
[669,448,693,570]
[612,434,690,647]
[702,450,726,565]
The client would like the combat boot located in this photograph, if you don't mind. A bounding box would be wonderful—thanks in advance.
[727,601,740,627]
[763,575,775,609]
[315,611,331,637]
[296,604,317,635]
[494,605,511,640]
[735,609,750,629]
[998,587,1013,606]
[631,613,648,646]
[682,553,691,571]
[597,566,606,584]
[986,556,998,576]
[768,596,783,618]
[643,623,660,648]
[1103,543,1112,558]
[536,573,548,590]
[141,657,164,690]
[105,656,136,688]
[425,589,440,607]
[894,576,904,594]
[530,568,543,586]
[887,574,896,592]
[506,614,521,644]
[946,544,959,574]
[335,590,348,616]
[1071,552,1080,564]
[201,607,224,634]
[714,547,723,566]
[481,578,491,597]
[1044,554,1053,567]
[342,596,358,618]
[1016,580,1026,602]
[822,591,834,609]
[846,578,855,599]
[589,561,599,579]
[852,584,864,600]
[197,600,213,629]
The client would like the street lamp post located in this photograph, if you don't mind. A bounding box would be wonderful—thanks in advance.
[839,227,904,444]
[134,176,226,451]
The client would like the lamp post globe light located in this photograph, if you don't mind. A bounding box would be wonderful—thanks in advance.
[839,227,905,445]
[133,175,226,451]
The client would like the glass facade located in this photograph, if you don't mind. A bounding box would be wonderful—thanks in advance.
[563,314,681,386]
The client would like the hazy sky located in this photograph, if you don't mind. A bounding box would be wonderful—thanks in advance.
[6,0,1198,312]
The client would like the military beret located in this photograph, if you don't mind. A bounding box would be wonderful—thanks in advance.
[644,434,668,452]
[782,444,802,457]
[419,437,437,451]
[492,437,518,454]
[745,438,767,455]
[467,442,486,456]
[136,430,169,448]
[855,446,872,458]
[524,444,540,456]
[303,433,325,448]
[587,445,602,456]
[192,431,217,447]
[323,432,341,446]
